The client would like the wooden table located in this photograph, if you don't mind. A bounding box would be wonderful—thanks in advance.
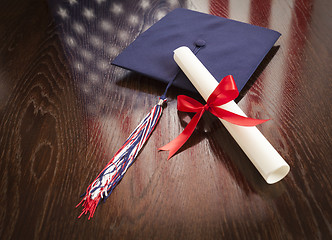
[0,0,331,239]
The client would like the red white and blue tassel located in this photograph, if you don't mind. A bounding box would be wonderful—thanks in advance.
[77,46,201,219]
[77,98,167,219]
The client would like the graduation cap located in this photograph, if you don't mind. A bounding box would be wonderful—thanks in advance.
[78,8,281,219]
[112,8,281,95]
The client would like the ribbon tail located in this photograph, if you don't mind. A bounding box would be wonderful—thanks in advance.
[224,115,269,126]
[210,107,269,126]
[159,110,204,160]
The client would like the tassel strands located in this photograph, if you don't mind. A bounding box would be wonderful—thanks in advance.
[77,45,202,219]
[77,98,167,219]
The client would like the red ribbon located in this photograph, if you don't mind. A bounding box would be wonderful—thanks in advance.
[159,75,269,159]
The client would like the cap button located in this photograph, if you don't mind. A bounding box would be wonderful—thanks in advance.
[195,39,206,47]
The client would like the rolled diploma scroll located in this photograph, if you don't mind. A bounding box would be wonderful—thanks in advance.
[174,46,289,184]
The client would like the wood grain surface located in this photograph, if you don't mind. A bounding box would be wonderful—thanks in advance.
[0,0,331,239]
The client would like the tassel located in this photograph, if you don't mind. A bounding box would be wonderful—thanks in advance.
[77,98,167,219]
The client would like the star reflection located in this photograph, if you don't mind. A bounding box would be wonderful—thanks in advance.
[110,3,123,15]
[65,36,77,48]
[95,0,106,4]
[73,61,84,72]
[106,45,120,57]
[79,48,94,61]
[72,22,85,34]
[82,8,95,20]
[140,0,150,10]
[96,59,109,71]
[154,10,167,20]
[57,6,69,19]
[89,35,103,48]
[127,14,139,26]
[99,19,113,32]
[68,0,78,5]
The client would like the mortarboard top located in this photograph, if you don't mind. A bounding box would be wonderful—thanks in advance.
[112,8,281,94]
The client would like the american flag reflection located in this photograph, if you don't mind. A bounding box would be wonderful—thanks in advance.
[49,0,186,116]
[49,0,312,118]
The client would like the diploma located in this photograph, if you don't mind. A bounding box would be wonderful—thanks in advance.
[173,46,290,184]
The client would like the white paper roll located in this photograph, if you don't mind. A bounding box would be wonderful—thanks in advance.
[173,46,289,184]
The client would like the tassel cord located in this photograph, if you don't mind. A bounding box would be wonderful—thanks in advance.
[77,99,166,219]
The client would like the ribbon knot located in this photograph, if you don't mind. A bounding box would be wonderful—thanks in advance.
[159,75,269,159]
[203,104,210,112]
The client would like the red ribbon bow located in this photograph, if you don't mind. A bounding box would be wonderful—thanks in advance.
[159,75,269,159]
